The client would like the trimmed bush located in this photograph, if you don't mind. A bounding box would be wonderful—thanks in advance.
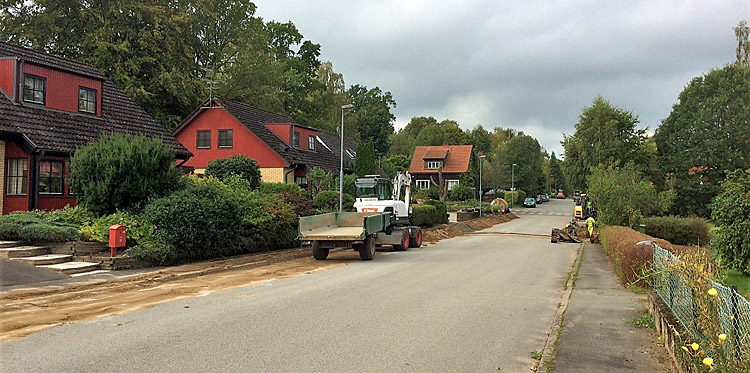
[449,184,474,201]
[69,133,180,215]
[411,205,438,227]
[279,190,314,217]
[259,182,305,197]
[645,216,710,246]
[0,213,79,242]
[313,191,355,212]
[504,190,526,206]
[205,155,261,188]
[422,199,448,224]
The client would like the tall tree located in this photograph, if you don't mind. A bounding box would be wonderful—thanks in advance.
[561,96,651,190]
[354,141,377,177]
[348,84,396,154]
[415,124,445,146]
[497,135,545,195]
[736,20,749,67]
[654,64,750,217]
[468,125,491,154]
[549,152,567,194]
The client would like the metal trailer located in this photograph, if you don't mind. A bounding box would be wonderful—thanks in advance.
[299,211,422,261]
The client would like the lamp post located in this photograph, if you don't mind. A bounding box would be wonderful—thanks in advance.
[479,154,485,215]
[511,163,517,205]
[339,104,354,212]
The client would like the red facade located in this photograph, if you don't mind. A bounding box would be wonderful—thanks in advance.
[175,107,286,169]
[0,58,14,99]
[23,64,102,116]
[266,124,291,143]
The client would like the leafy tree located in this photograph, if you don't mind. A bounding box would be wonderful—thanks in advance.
[561,96,651,190]
[439,120,468,145]
[354,141,377,177]
[654,64,750,217]
[381,154,412,178]
[711,169,750,274]
[587,163,673,227]
[490,127,522,152]
[736,20,749,67]
[402,116,438,137]
[205,155,262,188]
[69,134,180,215]
[549,152,567,194]
[469,125,491,154]
[307,167,335,198]
[415,124,446,146]
[348,84,396,154]
[496,135,545,195]
[388,131,417,156]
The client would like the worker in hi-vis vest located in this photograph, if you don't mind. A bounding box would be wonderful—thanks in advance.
[586,216,596,237]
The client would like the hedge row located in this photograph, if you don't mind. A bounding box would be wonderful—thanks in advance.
[411,205,438,227]
[422,199,448,224]
[645,216,710,246]
[504,190,526,206]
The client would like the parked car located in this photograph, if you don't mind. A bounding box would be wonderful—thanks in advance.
[541,194,550,202]
[535,195,543,204]
[556,191,565,199]
[524,197,537,208]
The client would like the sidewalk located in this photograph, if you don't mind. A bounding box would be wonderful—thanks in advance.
[553,242,670,372]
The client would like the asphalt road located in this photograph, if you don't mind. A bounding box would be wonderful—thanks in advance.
[0,200,578,373]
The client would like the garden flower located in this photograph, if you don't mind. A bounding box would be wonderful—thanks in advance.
[707,288,718,296]
[681,346,690,353]
[703,357,713,366]
[692,342,700,351]
[718,334,727,341]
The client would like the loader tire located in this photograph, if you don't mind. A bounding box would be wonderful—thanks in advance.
[312,241,329,260]
[393,230,409,251]
[359,234,376,260]
[408,228,422,248]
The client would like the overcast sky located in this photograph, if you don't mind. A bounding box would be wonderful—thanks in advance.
[253,1,749,156]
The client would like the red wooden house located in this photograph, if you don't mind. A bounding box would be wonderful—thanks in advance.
[409,144,474,190]
[0,41,191,214]
[174,98,357,188]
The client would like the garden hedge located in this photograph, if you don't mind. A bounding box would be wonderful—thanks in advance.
[411,205,438,227]
[504,190,526,206]
[645,216,710,246]
[313,191,355,212]
[422,199,448,224]
[0,213,79,242]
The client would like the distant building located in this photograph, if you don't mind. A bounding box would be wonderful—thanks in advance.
[409,144,474,190]
[174,98,356,188]
[0,41,190,214]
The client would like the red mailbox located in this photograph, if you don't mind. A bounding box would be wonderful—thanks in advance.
[109,224,127,257]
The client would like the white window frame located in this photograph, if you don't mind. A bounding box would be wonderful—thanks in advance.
[447,180,460,191]
[308,135,315,150]
[426,161,442,169]
[416,180,431,189]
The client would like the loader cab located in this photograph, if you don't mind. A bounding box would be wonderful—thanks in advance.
[355,176,392,201]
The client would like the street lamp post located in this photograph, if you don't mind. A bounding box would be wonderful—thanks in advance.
[479,154,485,215]
[339,104,354,212]
[511,163,517,205]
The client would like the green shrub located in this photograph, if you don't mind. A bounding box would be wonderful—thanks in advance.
[136,182,244,264]
[79,211,153,246]
[279,190,314,217]
[645,216,710,246]
[313,191,355,212]
[711,169,750,274]
[205,155,261,188]
[69,133,180,215]
[449,184,474,201]
[504,190,526,206]
[411,205,438,227]
[422,199,448,224]
[0,213,79,242]
[43,205,95,226]
[259,182,305,197]
[427,186,440,200]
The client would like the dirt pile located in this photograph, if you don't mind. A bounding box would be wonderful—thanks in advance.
[422,213,518,243]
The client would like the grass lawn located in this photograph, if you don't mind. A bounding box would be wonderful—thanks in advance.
[722,269,750,299]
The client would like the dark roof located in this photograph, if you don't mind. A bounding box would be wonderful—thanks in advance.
[0,42,107,80]
[0,42,190,158]
[179,97,356,173]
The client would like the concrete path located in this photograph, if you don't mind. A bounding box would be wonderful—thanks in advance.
[554,242,668,372]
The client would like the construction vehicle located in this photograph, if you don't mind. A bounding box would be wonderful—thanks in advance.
[551,219,582,243]
[299,172,423,261]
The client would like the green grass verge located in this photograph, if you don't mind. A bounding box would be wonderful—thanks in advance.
[721,269,750,299]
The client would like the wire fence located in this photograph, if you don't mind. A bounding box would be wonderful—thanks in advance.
[653,243,750,361]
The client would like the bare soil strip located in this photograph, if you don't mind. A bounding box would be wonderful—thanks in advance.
[1,213,517,342]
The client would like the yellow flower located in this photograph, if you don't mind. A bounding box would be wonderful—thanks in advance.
[674,330,680,337]
[692,342,700,351]
[708,288,718,296]
[703,357,713,366]
[681,346,690,353]
[719,334,727,341]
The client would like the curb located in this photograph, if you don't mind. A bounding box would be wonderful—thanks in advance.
[535,241,584,372]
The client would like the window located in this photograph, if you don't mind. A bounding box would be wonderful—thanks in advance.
[293,131,300,148]
[196,130,211,149]
[426,161,442,169]
[295,176,308,187]
[416,180,431,189]
[218,129,233,148]
[447,180,460,191]
[6,159,28,195]
[39,160,64,194]
[23,75,45,104]
[78,87,97,114]
[308,135,315,150]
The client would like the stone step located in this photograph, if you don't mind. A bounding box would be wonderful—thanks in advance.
[0,246,49,258]
[19,253,72,266]
[38,261,100,275]
[0,240,26,249]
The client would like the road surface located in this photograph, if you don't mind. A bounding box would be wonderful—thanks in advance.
[1,200,578,372]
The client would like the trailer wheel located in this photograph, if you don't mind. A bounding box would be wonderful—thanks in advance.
[359,234,375,260]
[408,228,422,248]
[312,241,329,260]
[393,230,409,251]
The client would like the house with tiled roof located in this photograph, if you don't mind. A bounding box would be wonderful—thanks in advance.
[0,41,190,214]
[173,98,356,188]
[409,144,474,190]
